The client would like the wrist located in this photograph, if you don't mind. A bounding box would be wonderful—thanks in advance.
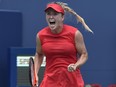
[75,63,81,69]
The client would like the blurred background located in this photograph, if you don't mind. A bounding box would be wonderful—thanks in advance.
[0,0,116,87]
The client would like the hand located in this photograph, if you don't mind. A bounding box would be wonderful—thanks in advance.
[67,64,77,72]
[32,84,39,87]
[32,75,39,87]
[32,81,39,87]
[32,85,38,87]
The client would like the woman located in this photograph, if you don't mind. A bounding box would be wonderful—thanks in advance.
[34,2,93,87]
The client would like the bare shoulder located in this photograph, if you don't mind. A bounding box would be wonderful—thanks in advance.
[36,33,43,54]
[75,30,87,55]
[36,33,40,40]
[75,30,84,41]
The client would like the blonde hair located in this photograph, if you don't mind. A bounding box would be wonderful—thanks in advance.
[49,2,93,33]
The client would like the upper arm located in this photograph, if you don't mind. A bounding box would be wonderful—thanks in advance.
[36,34,43,55]
[75,30,87,55]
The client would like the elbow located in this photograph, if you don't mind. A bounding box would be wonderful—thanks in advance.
[82,51,88,62]
[85,52,88,62]
[86,52,88,59]
[84,50,88,57]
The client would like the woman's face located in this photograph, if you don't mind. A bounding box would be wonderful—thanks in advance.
[46,8,64,31]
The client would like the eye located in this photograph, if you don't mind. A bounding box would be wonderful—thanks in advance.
[46,12,59,16]
[46,12,50,15]
[53,12,59,15]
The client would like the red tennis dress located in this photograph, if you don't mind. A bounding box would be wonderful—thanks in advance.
[38,24,84,87]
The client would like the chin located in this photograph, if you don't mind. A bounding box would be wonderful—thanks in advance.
[49,26,56,31]
[50,28,56,31]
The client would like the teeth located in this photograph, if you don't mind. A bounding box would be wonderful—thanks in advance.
[50,21,55,22]
[49,20,55,22]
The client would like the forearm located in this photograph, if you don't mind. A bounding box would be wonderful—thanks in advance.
[75,52,88,68]
[34,52,44,76]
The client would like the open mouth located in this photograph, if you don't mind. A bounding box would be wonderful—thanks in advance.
[49,18,56,25]
[49,22,55,25]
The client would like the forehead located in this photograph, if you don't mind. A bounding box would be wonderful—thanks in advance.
[45,8,59,13]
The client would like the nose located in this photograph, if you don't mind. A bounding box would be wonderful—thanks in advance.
[49,15,54,18]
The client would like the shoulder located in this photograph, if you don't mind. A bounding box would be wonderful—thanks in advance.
[64,24,78,31]
[36,26,49,41]
[38,26,49,34]
[63,24,79,37]
[75,30,84,41]
[36,26,49,37]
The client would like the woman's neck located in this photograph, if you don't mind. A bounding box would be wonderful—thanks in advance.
[51,25,63,34]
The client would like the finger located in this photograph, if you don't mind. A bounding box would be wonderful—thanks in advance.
[34,82,39,87]
[68,66,73,72]
[33,84,38,87]
[35,84,39,87]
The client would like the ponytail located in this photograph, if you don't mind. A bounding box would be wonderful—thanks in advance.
[55,2,94,33]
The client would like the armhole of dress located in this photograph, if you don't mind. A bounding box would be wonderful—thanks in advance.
[37,32,43,46]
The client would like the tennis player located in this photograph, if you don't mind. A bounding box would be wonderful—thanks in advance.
[34,2,93,87]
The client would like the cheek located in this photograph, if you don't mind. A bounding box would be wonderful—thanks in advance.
[46,15,50,18]
[46,15,51,19]
[46,15,49,19]
[57,16,64,22]
[57,18,63,23]
[46,16,49,22]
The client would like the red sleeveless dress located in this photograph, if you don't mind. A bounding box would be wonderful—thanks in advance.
[38,24,84,87]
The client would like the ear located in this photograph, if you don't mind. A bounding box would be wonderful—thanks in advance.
[62,15,64,21]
